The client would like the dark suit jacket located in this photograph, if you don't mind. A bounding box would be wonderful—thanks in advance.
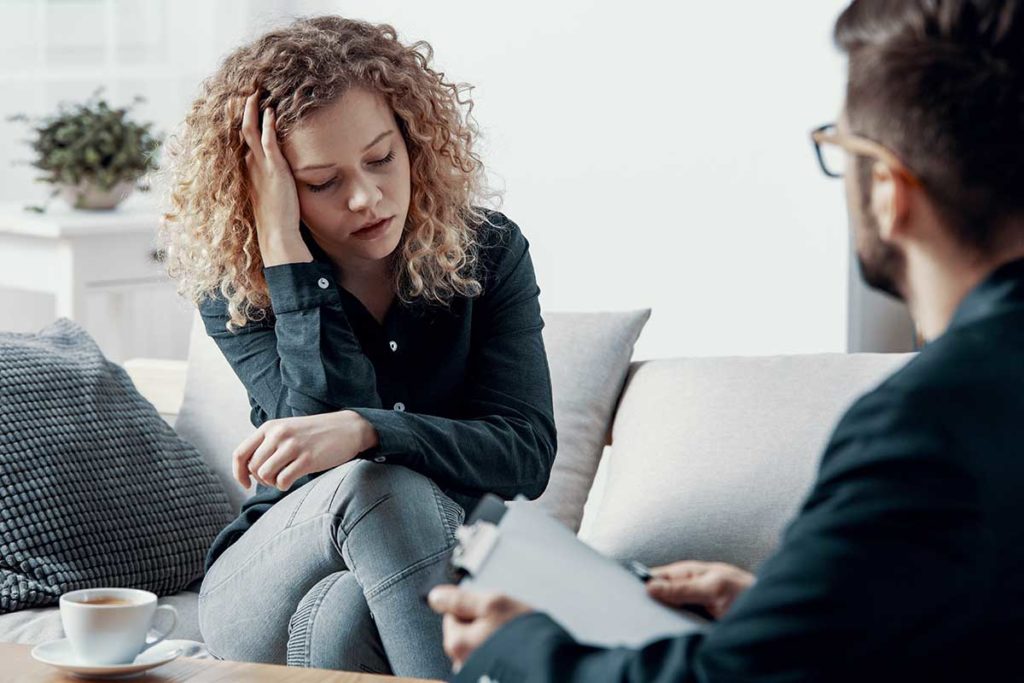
[456,258,1024,683]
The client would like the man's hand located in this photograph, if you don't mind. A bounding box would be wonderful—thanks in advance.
[232,410,379,491]
[428,586,534,672]
[646,561,755,619]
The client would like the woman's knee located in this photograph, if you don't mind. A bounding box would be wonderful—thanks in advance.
[287,571,391,673]
[338,460,432,503]
[335,462,463,539]
[199,588,286,664]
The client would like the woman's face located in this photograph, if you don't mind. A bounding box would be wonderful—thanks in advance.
[282,87,411,270]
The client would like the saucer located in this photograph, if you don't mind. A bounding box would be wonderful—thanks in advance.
[31,638,182,679]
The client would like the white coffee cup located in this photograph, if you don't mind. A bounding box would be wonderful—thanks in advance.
[59,588,177,665]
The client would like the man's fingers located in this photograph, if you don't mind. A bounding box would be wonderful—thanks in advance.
[442,612,469,670]
[441,612,499,672]
[647,573,721,607]
[650,560,708,580]
[429,586,502,620]
[429,586,479,619]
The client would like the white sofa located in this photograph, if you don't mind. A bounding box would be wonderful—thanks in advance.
[0,310,912,648]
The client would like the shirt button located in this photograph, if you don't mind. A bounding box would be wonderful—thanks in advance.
[317,277,330,289]
[393,402,406,412]
[388,340,398,352]
[373,455,387,464]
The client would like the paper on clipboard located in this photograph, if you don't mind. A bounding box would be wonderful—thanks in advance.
[453,496,707,649]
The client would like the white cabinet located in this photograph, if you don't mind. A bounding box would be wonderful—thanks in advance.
[0,201,192,362]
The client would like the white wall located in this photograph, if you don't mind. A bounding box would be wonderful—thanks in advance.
[322,0,856,359]
[2,1,914,359]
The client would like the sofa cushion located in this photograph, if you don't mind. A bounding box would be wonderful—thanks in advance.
[173,312,254,512]
[580,353,914,571]
[0,591,201,645]
[174,309,649,530]
[534,311,650,530]
[0,319,233,614]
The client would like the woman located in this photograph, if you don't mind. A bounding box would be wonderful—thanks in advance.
[160,16,556,678]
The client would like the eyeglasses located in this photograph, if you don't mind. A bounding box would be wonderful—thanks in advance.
[810,123,921,187]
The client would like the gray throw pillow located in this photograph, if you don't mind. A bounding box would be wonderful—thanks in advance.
[0,319,233,614]
[532,311,651,531]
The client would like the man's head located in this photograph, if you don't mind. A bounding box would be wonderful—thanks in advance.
[832,0,1024,301]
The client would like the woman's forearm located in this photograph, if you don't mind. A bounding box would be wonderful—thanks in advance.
[199,264,384,423]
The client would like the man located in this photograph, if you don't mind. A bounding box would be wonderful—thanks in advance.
[428,1,1024,680]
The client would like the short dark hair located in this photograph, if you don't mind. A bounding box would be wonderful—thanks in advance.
[835,0,1024,251]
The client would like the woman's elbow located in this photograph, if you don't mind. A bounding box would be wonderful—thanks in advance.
[520,419,557,500]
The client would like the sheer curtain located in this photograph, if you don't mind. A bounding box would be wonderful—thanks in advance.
[0,0,338,356]
[0,0,335,204]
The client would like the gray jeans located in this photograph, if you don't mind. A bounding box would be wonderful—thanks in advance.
[198,460,464,678]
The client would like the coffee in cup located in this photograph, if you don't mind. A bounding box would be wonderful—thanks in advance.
[77,597,135,607]
[59,588,177,665]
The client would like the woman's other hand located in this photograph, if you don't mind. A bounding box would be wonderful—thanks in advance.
[232,410,380,491]
[646,561,755,620]
[240,91,312,266]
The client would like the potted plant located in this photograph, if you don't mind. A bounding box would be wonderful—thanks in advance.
[8,90,162,211]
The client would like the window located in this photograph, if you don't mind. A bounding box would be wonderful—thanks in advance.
[0,0,331,203]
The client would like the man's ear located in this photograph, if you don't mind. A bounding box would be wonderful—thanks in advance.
[870,161,912,243]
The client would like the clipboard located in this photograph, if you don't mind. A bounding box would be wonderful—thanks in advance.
[431,494,707,649]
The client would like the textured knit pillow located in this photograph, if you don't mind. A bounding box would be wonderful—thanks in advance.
[0,319,233,614]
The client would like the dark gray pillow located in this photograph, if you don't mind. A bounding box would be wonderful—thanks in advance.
[0,318,233,613]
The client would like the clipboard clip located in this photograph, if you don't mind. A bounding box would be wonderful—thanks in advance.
[422,494,509,596]
[451,520,500,577]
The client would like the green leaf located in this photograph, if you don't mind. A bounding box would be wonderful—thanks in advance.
[8,92,163,185]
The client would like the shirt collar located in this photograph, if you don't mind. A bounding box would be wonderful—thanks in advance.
[948,256,1024,332]
[297,221,432,319]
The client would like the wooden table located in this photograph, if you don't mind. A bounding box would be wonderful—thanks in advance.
[0,643,442,682]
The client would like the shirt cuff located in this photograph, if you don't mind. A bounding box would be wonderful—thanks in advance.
[263,261,340,315]
[349,407,418,466]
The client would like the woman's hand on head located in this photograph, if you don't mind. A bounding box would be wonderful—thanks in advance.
[232,410,380,491]
[240,91,311,266]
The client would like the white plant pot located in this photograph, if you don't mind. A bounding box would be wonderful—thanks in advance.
[58,180,136,211]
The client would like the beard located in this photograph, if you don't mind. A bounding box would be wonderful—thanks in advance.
[856,236,904,301]
[855,174,906,301]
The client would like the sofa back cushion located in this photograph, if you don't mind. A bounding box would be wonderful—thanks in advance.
[173,313,254,512]
[175,309,650,530]
[580,353,914,572]
[534,310,650,530]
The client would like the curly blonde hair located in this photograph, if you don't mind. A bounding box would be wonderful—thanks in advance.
[160,15,494,328]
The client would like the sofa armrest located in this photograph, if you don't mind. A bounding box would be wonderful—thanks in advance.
[122,358,187,423]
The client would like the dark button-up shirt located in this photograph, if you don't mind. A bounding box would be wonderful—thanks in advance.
[458,257,1024,683]
[200,211,556,569]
